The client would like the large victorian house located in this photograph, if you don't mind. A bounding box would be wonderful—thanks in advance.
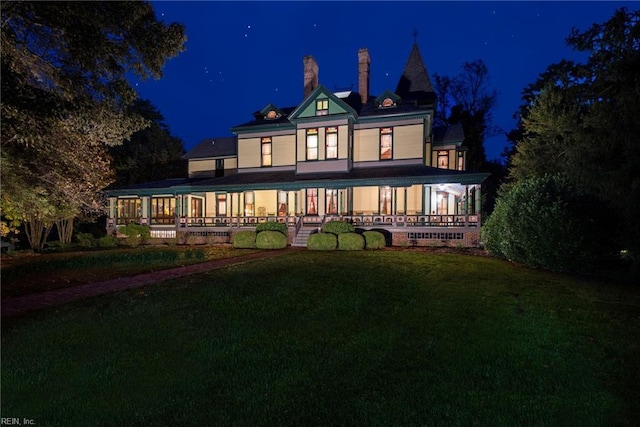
[106,44,488,247]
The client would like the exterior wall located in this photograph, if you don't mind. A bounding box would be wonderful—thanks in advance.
[338,124,349,159]
[407,184,423,214]
[238,137,261,168]
[425,142,432,166]
[204,193,216,217]
[273,134,295,166]
[353,128,379,162]
[393,124,423,159]
[188,159,215,176]
[353,186,378,213]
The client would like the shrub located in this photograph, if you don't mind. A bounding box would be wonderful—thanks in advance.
[338,232,365,251]
[307,233,337,250]
[232,231,257,249]
[256,230,288,249]
[363,231,386,249]
[97,234,119,248]
[322,220,355,235]
[75,232,96,248]
[482,175,614,272]
[118,223,150,248]
[255,221,287,236]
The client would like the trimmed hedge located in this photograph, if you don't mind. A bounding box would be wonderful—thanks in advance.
[255,221,287,236]
[322,220,355,235]
[338,232,365,251]
[256,230,287,249]
[232,231,257,249]
[363,231,386,249]
[307,233,337,250]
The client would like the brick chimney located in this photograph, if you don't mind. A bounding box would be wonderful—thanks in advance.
[303,55,319,98]
[358,48,370,105]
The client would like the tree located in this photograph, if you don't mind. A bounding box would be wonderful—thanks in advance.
[506,8,640,254]
[1,1,186,249]
[109,99,187,187]
[433,59,499,171]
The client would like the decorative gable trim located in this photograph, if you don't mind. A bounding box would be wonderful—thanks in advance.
[288,84,358,122]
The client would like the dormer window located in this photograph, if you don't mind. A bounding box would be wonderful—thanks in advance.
[266,110,278,119]
[381,97,395,107]
[316,99,329,116]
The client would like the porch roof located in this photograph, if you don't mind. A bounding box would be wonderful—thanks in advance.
[106,165,488,196]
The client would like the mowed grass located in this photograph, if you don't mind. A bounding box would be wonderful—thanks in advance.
[2,250,639,426]
[1,245,259,298]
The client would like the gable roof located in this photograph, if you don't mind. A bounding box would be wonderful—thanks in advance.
[288,84,358,121]
[395,43,436,105]
[183,136,237,160]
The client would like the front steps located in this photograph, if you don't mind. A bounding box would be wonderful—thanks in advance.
[292,225,321,247]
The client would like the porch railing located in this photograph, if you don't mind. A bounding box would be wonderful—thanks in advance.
[113,214,479,229]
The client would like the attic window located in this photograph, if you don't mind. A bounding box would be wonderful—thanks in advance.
[266,110,279,119]
[381,97,395,107]
[316,99,329,116]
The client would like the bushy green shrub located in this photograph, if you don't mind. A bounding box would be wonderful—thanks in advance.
[482,175,613,272]
[338,232,365,251]
[232,231,257,249]
[321,220,355,235]
[97,234,119,248]
[75,232,96,248]
[307,233,337,250]
[255,221,287,236]
[256,230,287,249]
[119,224,151,248]
[363,231,386,249]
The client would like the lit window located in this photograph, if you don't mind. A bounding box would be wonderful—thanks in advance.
[217,194,227,216]
[379,187,392,215]
[278,191,287,216]
[381,97,394,107]
[244,192,254,216]
[380,127,393,160]
[306,129,318,160]
[326,189,338,214]
[266,110,278,119]
[191,198,203,217]
[437,151,449,169]
[151,197,175,225]
[326,127,338,159]
[316,99,328,116]
[117,198,141,223]
[306,189,318,215]
[261,137,272,167]
[457,151,464,171]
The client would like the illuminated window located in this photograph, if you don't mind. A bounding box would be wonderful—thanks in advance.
[306,188,318,215]
[436,191,448,215]
[244,192,254,216]
[381,97,394,107]
[151,197,175,224]
[261,137,272,167]
[191,197,203,217]
[457,151,465,171]
[117,198,141,223]
[326,189,338,214]
[437,151,449,169]
[316,99,328,116]
[379,187,392,214]
[217,194,227,216]
[278,191,287,216]
[306,128,318,160]
[380,127,393,160]
[326,127,338,159]
[266,110,278,119]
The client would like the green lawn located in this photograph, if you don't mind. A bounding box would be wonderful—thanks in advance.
[2,250,639,426]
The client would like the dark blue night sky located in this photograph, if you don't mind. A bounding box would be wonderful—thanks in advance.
[131,1,633,161]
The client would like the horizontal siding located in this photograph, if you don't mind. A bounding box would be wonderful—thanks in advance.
[354,128,379,162]
[238,137,260,168]
[394,124,423,159]
[188,159,215,174]
[273,134,295,166]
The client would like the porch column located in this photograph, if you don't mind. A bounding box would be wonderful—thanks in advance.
[475,184,482,216]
